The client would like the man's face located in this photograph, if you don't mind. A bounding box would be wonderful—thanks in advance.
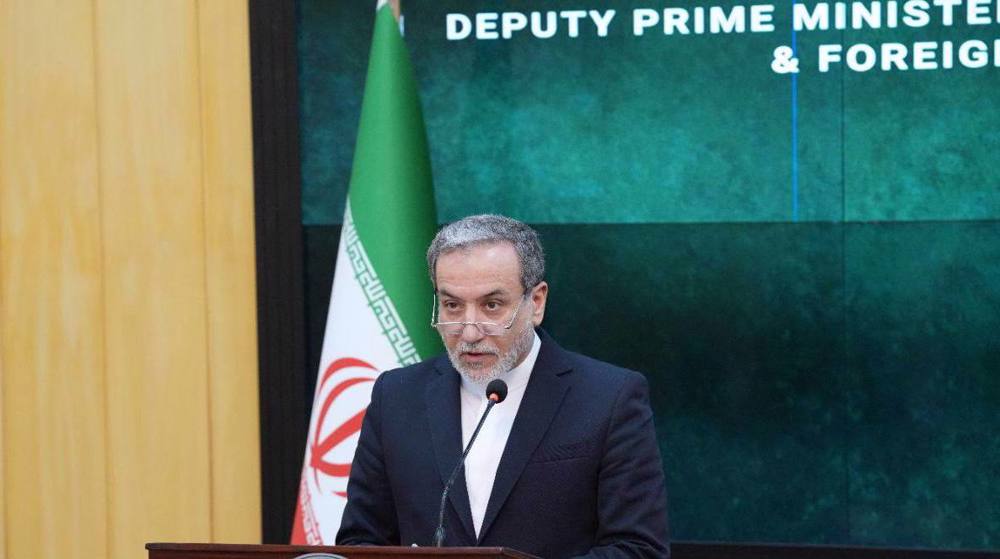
[434,241,548,384]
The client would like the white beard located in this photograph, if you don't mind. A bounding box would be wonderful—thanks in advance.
[445,322,535,385]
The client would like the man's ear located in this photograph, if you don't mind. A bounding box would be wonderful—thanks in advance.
[529,281,548,326]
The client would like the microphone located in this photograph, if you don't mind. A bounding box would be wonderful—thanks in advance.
[433,379,508,547]
[485,378,508,403]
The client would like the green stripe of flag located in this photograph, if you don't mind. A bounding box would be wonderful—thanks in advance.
[347,3,441,361]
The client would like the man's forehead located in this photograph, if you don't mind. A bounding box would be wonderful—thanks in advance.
[437,241,519,269]
[436,286,513,300]
[434,241,522,289]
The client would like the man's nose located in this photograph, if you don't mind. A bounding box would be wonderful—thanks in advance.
[459,321,485,343]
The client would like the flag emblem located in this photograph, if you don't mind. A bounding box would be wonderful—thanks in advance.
[308,358,378,497]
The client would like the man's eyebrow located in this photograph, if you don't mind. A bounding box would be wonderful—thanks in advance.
[480,289,508,299]
[437,288,458,299]
[437,288,510,300]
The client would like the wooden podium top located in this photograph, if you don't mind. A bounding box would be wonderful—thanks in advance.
[146,543,539,559]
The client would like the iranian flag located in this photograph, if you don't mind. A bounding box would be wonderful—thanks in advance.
[291,0,441,544]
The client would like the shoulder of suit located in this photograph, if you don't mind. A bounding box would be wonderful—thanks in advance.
[373,353,445,388]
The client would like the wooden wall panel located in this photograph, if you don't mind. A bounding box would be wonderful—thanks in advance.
[197,0,262,543]
[94,0,212,555]
[1,0,261,556]
[0,1,108,558]
[0,353,4,557]
[0,346,4,557]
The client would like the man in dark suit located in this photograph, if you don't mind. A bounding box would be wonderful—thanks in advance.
[337,215,669,558]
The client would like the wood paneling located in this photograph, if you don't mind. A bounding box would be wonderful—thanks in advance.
[0,0,261,557]
[0,342,4,558]
[0,1,108,558]
[197,0,261,543]
[94,0,212,555]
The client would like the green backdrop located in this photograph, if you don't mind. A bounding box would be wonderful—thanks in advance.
[297,0,1000,549]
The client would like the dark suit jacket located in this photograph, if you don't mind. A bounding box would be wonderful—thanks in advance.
[337,331,670,558]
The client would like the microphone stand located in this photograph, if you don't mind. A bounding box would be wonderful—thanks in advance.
[433,397,500,546]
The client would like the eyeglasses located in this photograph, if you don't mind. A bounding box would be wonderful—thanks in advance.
[431,292,529,337]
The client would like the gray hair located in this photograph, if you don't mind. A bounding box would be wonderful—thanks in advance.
[427,214,545,292]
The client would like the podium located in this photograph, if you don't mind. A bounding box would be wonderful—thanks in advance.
[146,543,539,559]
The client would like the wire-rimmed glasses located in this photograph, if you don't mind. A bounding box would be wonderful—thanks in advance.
[431,293,529,337]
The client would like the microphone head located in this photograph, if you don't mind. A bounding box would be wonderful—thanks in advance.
[486,379,508,403]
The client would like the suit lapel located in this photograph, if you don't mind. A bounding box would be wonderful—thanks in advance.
[477,332,573,542]
[425,356,476,543]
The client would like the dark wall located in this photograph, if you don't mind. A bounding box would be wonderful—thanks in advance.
[301,221,1000,548]
[249,0,308,544]
[247,0,1000,550]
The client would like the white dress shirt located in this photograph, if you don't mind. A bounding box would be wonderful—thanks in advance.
[459,331,541,538]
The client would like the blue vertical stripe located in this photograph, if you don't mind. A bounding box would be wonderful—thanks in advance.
[791,0,800,222]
